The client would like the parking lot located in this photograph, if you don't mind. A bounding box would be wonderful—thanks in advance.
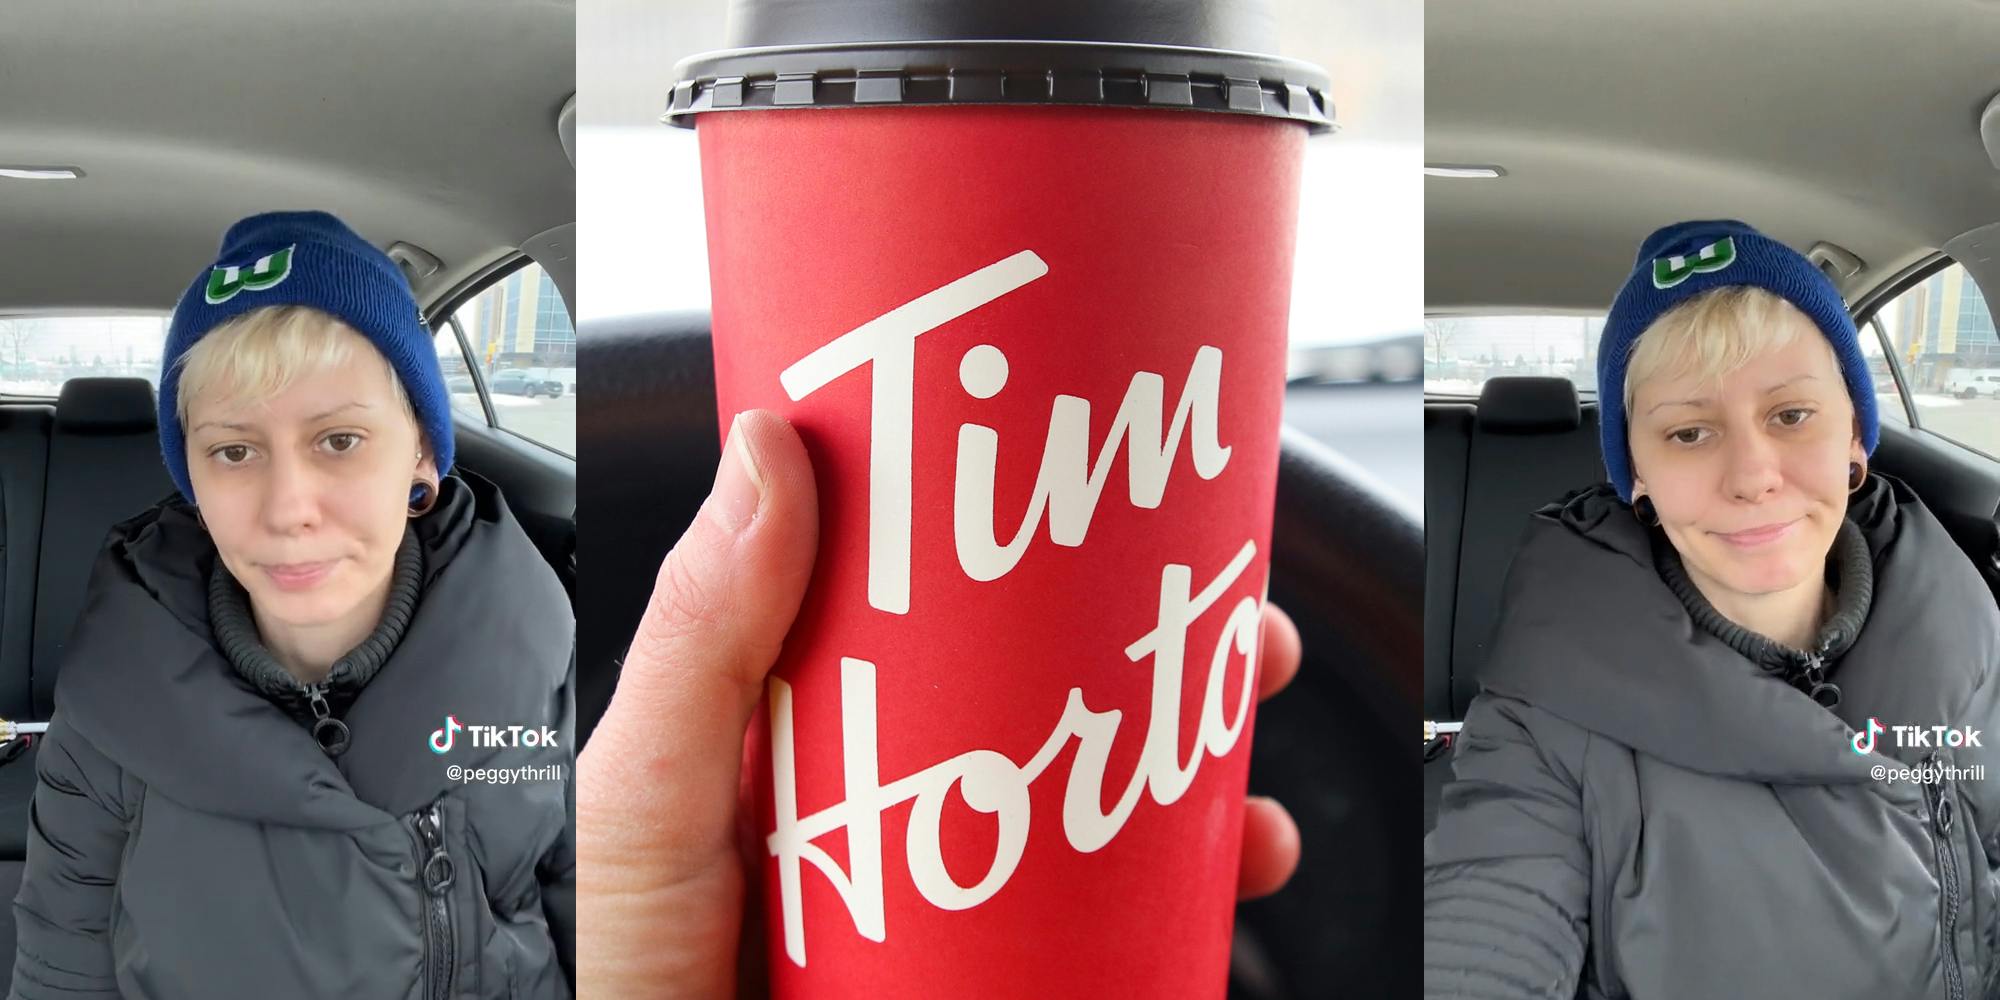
[454,390,576,457]
[1908,393,2000,462]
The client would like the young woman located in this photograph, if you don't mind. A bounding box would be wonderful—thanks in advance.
[1425,221,2000,997]
[11,212,574,999]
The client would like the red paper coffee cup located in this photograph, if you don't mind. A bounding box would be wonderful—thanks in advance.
[672,5,1329,996]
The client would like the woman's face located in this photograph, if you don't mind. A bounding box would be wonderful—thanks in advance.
[184,342,435,632]
[1627,322,1865,603]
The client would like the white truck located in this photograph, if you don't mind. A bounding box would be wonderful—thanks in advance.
[1946,368,2000,399]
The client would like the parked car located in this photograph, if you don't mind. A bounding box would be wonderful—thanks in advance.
[1287,333,1426,384]
[526,366,576,395]
[491,368,557,398]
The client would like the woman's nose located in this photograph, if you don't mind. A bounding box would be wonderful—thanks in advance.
[260,451,323,532]
[1720,428,1784,501]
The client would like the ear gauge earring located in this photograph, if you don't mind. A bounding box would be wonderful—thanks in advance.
[408,479,439,518]
[1849,462,1866,492]
[1633,495,1660,527]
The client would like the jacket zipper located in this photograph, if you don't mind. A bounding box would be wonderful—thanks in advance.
[1793,644,1841,708]
[1921,751,1966,1000]
[302,682,352,756]
[410,797,456,1000]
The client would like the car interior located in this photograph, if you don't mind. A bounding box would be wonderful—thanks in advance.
[1424,0,2000,831]
[0,1,575,981]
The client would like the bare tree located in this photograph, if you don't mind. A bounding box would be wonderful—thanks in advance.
[0,320,33,374]
[1425,319,1462,366]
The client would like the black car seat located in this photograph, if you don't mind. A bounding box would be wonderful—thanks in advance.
[1424,377,1607,832]
[0,378,173,982]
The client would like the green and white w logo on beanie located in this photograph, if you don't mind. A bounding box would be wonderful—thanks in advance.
[1651,237,1737,289]
[204,245,296,304]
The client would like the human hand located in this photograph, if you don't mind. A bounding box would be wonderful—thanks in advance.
[577,409,1303,998]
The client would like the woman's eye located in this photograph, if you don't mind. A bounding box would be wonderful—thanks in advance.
[213,445,253,466]
[1775,408,1814,427]
[1669,427,1709,446]
[323,433,362,454]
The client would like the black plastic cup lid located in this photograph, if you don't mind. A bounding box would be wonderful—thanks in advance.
[665,0,1332,133]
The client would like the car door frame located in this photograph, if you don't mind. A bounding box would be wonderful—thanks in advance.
[1848,252,2000,602]
[423,251,577,603]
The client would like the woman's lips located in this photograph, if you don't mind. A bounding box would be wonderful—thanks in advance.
[262,560,336,592]
[1714,519,1800,548]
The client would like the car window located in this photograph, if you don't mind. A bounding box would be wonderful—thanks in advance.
[0,315,170,396]
[1423,315,1605,396]
[1869,260,1999,458]
[1856,311,1909,427]
[433,315,486,427]
[445,260,575,457]
[1428,308,1918,431]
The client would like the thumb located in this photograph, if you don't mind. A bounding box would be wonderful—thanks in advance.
[577,409,818,994]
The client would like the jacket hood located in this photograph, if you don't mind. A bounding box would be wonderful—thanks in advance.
[50,470,573,829]
[1478,474,1996,786]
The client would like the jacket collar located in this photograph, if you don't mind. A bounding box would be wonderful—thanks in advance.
[1653,514,1872,705]
[1477,474,1986,787]
[207,523,425,728]
[50,471,573,826]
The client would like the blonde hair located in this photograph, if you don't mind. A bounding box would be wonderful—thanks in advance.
[1623,286,1826,414]
[174,306,414,432]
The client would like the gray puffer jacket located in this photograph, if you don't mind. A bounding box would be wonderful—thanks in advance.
[1425,474,2000,999]
[8,472,575,999]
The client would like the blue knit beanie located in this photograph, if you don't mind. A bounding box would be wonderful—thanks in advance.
[1596,219,1878,502]
[160,211,453,504]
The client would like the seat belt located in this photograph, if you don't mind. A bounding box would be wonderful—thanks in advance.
[1423,720,1463,762]
[0,720,49,768]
